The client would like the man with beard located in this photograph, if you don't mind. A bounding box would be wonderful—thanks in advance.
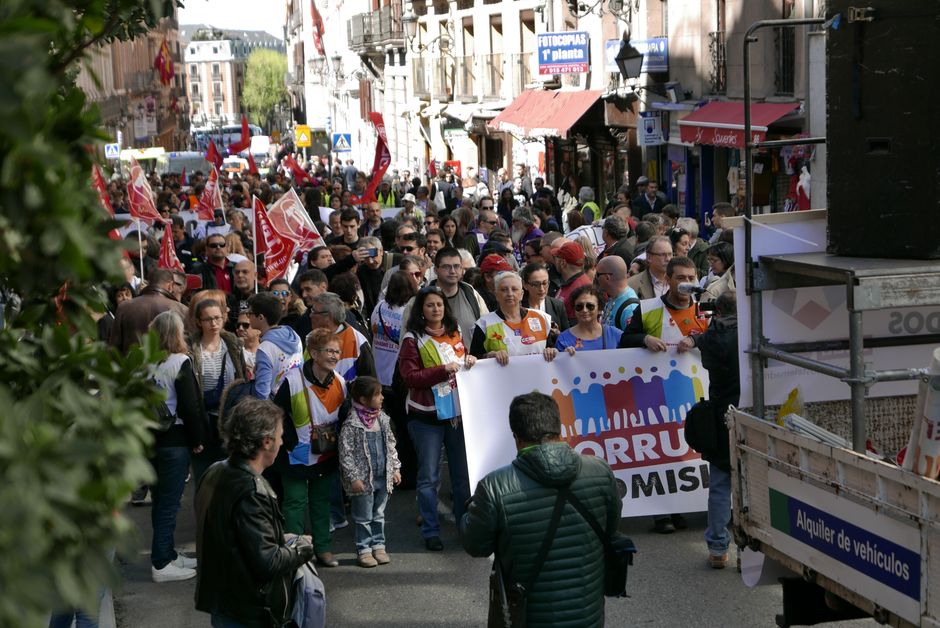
[511,207,544,267]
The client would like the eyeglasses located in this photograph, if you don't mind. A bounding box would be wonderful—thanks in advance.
[271,290,291,297]
[437,263,461,272]
[315,347,341,356]
[424,220,437,226]
[400,246,416,253]
[236,322,251,330]
[200,316,224,324]
[481,205,494,210]
[574,302,597,312]
[208,242,226,249]
[527,280,549,288]
[408,271,423,278]
[482,219,498,225]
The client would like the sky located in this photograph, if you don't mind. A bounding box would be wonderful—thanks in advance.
[178,0,286,39]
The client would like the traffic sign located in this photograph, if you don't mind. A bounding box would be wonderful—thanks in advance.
[104,143,120,160]
[295,125,311,148]
[332,133,352,153]
[271,130,281,143]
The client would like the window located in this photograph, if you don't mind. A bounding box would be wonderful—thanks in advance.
[212,63,220,77]
[214,103,222,116]
[213,82,222,96]
[189,64,197,76]
[191,83,200,95]
[212,46,218,54]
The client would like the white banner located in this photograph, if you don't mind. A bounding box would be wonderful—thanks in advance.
[457,349,710,518]
[731,211,940,406]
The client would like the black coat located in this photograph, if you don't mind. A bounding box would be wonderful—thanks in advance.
[694,314,740,470]
[195,459,312,627]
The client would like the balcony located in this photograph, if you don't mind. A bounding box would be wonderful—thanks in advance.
[482,54,502,100]
[413,58,429,98]
[375,3,404,47]
[348,12,375,50]
[707,31,726,94]
[455,56,476,101]
[511,52,532,96]
[432,57,453,100]
[348,4,405,53]
[125,70,156,92]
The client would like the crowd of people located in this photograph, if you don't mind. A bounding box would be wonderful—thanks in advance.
[96,155,741,627]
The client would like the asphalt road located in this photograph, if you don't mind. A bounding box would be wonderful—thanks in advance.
[115,477,878,628]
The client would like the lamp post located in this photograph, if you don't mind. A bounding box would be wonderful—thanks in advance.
[614,37,644,80]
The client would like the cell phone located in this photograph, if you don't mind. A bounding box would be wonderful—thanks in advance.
[366,247,378,258]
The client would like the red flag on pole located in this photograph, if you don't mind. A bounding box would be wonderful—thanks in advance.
[348,113,392,205]
[196,166,223,221]
[206,140,224,170]
[154,39,174,86]
[158,221,185,273]
[247,152,259,175]
[284,154,312,184]
[92,164,126,249]
[267,187,323,253]
[253,196,295,284]
[310,0,326,56]
[229,114,251,154]
[126,158,162,223]
[180,167,187,186]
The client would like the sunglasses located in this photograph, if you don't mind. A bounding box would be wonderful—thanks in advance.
[400,246,416,253]
[574,302,597,312]
[424,220,437,226]
[237,322,251,330]
[271,290,290,297]
[208,242,226,249]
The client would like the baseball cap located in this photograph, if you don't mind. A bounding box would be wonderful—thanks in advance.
[556,241,585,266]
[402,193,417,203]
[636,176,650,185]
[480,254,513,273]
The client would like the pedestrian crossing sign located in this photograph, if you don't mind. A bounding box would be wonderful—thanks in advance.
[332,133,352,153]
[104,143,120,160]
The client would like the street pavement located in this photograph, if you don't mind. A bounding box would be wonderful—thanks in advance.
[116,478,878,628]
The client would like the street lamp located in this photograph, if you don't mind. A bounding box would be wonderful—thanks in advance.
[615,37,644,80]
[401,0,454,55]
[402,6,418,40]
[331,54,343,78]
[309,55,326,75]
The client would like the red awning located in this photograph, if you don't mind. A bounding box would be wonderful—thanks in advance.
[488,89,605,139]
[678,101,800,148]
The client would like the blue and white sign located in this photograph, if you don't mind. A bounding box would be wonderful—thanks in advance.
[104,143,121,160]
[332,133,352,153]
[537,31,590,75]
[638,112,664,147]
[605,37,669,74]
[767,469,921,624]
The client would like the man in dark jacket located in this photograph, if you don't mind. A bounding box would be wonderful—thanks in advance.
[194,233,237,294]
[109,269,188,354]
[678,291,739,569]
[461,392,622,628]
[195,398,314,627]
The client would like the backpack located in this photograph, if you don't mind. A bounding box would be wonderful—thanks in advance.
[613,297,639,330]
[218,378,255,438]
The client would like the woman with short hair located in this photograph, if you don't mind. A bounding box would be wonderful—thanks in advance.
[556,285,622,353]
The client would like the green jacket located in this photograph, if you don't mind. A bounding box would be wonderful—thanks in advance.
[461,442,622,627]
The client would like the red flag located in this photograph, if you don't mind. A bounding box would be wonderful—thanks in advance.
[284,154,312,184]
[154,39,174,86]
[126,158,162,223]
[196,166,223,221]
[429,159,437,178]
[229,114,251,154]
[247,152,259,175]
[349,113,391,205]
[158,221,185,273]
[180,167,187,186]
[267,188,323,253]
[253,196,295,284]
[206,140,224,170]
[310,0,326,56]
[93,164,127,248]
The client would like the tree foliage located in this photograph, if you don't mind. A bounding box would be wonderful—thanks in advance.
[0,0,177,624]
[242,48,288,128]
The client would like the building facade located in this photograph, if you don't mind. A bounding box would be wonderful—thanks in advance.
[180,25,285,130]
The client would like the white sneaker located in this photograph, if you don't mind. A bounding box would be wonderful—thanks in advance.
[152,562,196,583]
[172,553,197,569]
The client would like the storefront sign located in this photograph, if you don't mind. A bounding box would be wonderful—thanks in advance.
[537,31,590,75]
[638,111,664,146]
[605,37,669,73]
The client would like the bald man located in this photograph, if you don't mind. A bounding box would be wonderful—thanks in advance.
[595,256,639,331]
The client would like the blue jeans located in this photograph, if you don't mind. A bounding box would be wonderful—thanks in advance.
[407,419,471,539]
[150,446,191,569]
[49,610,98,628]
[350,487,390,553]
[329,472,347,525]
[705,463,732,556]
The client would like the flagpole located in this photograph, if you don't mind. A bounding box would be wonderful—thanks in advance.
[252,196,259,294]
[136,219,145,281]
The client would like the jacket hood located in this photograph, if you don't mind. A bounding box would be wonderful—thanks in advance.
[262,325,302,354]
[512,441,581,488]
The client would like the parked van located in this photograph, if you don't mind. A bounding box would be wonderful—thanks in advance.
[156,151,211,177]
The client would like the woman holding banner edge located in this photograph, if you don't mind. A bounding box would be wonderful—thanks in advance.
[398,286,477,551]
[556,285,622,354]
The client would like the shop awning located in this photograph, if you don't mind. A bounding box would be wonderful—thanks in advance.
[488,89,604,139]
[677,101,800,148]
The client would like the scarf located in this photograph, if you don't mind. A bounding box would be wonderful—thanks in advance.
[354,401,380,430]
[424,324,445,337]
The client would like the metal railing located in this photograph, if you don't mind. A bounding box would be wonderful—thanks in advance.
[774,27,795,95]
[456,56,475,100]
[708,31,727,94]
[511,52,532,95]
[125,70,155,92]
[413,58,429,97]
[482,53,502,99]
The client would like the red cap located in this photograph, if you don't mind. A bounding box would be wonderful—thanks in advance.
[480,254,513,273]
[556,241,585,265]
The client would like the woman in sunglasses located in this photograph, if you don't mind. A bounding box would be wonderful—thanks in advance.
[555,285,622,354]
[398,286,476,552]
